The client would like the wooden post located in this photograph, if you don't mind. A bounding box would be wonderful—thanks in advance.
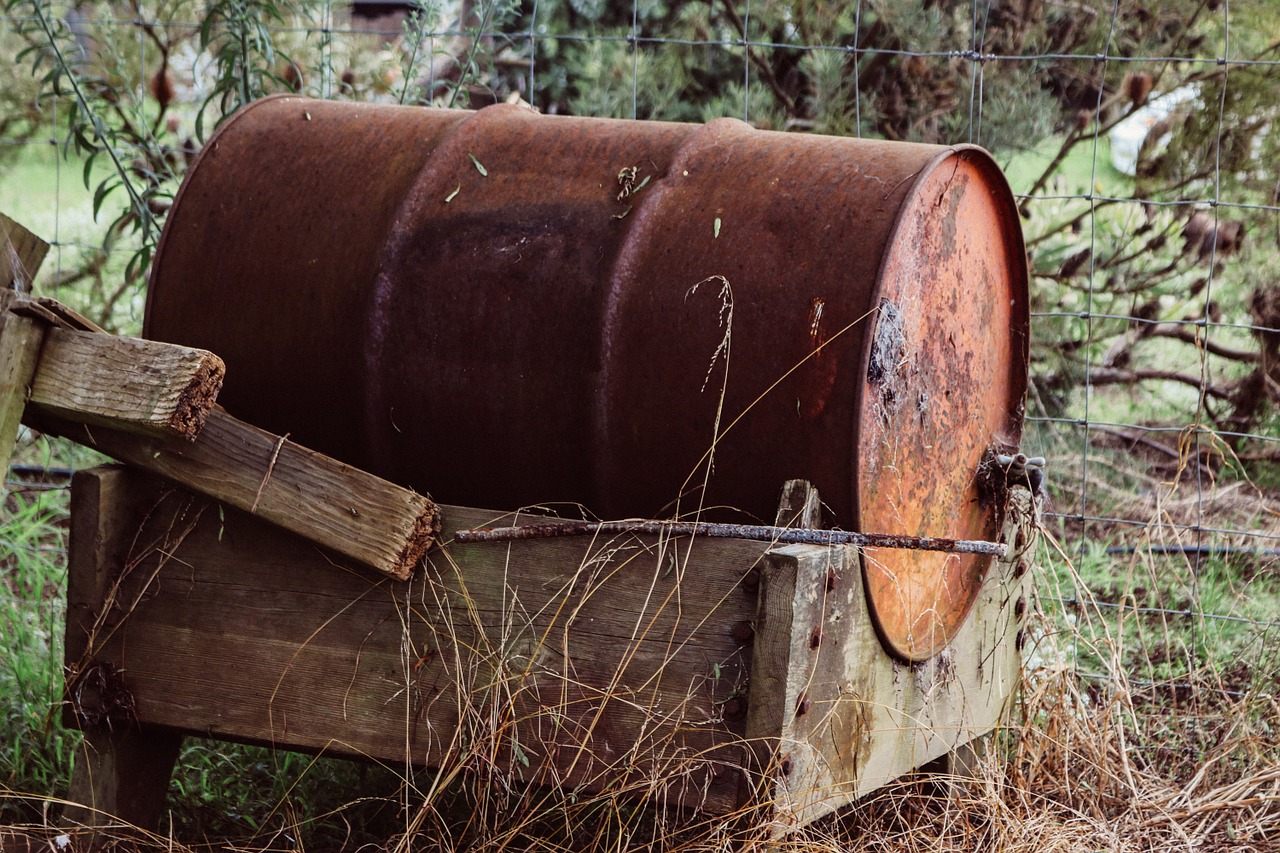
[0,294,47,492]
[0,214,50,487]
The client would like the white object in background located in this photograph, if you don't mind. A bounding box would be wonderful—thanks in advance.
[1110,86,1198,176]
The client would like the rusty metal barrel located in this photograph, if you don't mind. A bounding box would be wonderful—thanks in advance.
[145,95,1029,661]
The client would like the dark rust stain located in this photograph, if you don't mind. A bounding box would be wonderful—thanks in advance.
[740,567,761,595]
[795,692,811,717]
[730,620,755,646]
[809,627,822,650]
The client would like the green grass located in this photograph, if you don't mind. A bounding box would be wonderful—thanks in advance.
[1038,533,1280,690]
[1003,131,1132,197]
[0,487,76,824]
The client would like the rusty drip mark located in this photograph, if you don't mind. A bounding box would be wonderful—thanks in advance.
[454,519,1008,556]
[801,296,837,419]
[809,627,822,650]
[795,692,810,717]
[808,297,825,345]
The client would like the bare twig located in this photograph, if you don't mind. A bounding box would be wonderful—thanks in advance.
[250,431,289,514]
[1147,325,1259,363]
[1088,366,1232,400]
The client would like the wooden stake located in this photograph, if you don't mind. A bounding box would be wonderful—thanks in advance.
[37,407,440,580]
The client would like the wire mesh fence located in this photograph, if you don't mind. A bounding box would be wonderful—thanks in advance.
[3,0,1280,846]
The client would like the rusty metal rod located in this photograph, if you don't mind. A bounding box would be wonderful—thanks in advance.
[453,520,1008,556]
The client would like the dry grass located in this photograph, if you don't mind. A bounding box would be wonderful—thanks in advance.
[6,663,1279,852]
[2,506,1277,852]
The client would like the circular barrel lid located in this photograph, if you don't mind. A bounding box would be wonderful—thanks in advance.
[855,147,1028,662]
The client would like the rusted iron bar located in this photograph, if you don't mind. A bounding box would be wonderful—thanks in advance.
[453,520,1008,556]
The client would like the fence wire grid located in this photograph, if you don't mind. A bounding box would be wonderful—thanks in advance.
[3,0,1280,812]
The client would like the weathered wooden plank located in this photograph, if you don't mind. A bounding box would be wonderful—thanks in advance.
[27,327,224,442]
[1,212,49,292]
[746,489,1033,832]
[39,407,439,580]
[65,469,768,815]
[0,296,47,489]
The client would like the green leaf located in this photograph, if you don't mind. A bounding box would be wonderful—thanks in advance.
[92,180,117,220]
[199,12,216,48]
[82,151,97,190]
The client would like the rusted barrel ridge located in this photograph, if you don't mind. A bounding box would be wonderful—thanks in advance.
[145,96,1029,661]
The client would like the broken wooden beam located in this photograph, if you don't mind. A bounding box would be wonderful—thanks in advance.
[27,326,224,442]
[36,406,440,580]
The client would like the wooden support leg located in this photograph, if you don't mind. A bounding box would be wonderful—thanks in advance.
[63,466,183,842]
[64,726,183,837]
[944,732,993,781]
[913,733,996,803]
